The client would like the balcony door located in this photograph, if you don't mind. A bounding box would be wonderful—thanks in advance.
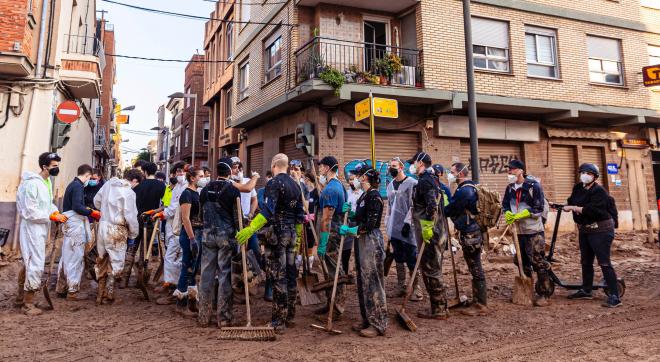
[363,19,389,72]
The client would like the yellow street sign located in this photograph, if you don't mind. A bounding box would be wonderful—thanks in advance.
[373,97,398,118]
[116,114,129,124]
[355,98,371,122]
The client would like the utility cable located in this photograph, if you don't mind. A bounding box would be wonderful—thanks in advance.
[105,53,232,63]
[201,0,288,5]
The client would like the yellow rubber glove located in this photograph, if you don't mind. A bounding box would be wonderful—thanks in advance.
[505,211,515,225]
[236,213,268,245]
[513,209,531,222]
[295,224,303,250]
[420,219,434,243]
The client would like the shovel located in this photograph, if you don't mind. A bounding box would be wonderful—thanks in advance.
[396,240,426,332]
[42,223,60,310]
[152,225,165,283]
[511,223,533,306]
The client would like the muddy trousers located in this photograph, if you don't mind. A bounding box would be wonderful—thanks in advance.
[177,228,202,295]
[517,232,551,296]
[420,240,448,311]
[198,230,236,326]
[578,230,619,297]
[56,215,89,294]
[264,226,297,327]
[354,230,388,334]
[322,218,345,313]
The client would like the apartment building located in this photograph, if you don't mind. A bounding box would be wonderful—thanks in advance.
[97,19,117,177]
[203,0,239,177]
[0,0,105,247]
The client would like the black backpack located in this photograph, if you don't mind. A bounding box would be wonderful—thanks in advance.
[607,194,619,229]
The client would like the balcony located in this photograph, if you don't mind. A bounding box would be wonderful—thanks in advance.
[94,126,110,158]
[295,37,423,88]
[60,34,103,99]
[297,0,418,13]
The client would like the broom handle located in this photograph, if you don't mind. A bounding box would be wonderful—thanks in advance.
[326,212,349,330]
[237,198,252,327]
[146,221,159,262]
[402,239,426,311]
[449,239,459,298]
[511,223,526,279]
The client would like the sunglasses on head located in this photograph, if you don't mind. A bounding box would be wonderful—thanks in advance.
[289,160,302,168]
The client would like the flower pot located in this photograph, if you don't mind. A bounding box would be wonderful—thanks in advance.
[379,75,388,85]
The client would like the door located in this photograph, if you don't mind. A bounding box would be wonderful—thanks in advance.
[460,140,522,193]
[625,149,650,230]
[364,20,388,72]
[550,145,577,204]
[247,143,264,187]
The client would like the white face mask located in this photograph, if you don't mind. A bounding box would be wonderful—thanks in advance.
[580,173,594,184]
[352,178,361,190]
[197,177,210,188]
[318,175,327,185]
[507,174,517,184]
[176,175,186,184]
[447,173,456,184]
[409,164,418,175]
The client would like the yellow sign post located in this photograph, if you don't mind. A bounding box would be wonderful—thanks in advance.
[355,93,398,168]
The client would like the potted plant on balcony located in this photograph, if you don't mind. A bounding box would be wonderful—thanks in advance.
[309,52,327,79]
[320,66,345,96]
[374,58,391,85]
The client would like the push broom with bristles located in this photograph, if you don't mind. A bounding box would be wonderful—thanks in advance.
[218,198,276,341]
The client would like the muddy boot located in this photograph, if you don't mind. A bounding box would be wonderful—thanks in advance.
[461,280,489,316]
[66,291,89,301]
[153,282,172,294]
[22,291,43,316]
[359,326,380,338]
[96,276,107,305]
[534,295,549,307]
[352,321,369,332]
[156,293,177,305]
[106,275,119,304]
[187,286,199,313]
[14,266,26,308]
[387,263,407,298]
[409,271,424,302]
[417,302,449,320]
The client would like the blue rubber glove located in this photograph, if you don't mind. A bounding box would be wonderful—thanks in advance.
[318,231,330,257]
[341,202,355,218]
[339,225,358,236]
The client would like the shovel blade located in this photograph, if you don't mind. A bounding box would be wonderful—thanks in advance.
[512,276,534,306]
[297,275,322,306]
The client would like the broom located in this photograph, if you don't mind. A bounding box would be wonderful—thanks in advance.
[511,223,533,306]
[219,198,276,341]
[395,240,426,332]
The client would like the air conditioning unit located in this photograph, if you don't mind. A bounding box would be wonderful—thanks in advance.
[96,105,103,118]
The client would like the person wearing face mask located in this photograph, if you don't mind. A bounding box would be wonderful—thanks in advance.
[84,169,104,209]
[93,169,141,305]
[340,166,387,338]
[15,152,65,315]
[386,157,423,301]
[564,164,621,308]
[406,152,450,320]
[122,162,166,289]
[342,171,363,276]
[174,166,205,316]
[55,164,98,301]
[431,164,452,205]
[257,171,273,212]
[502,160,550,307]
[303,171,319,268]
[445,162,488,316]
[314,155,348,319]
[152,161,188,301]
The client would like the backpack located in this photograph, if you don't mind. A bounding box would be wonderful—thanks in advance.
[462,184,502,231]
[607,194,619,229]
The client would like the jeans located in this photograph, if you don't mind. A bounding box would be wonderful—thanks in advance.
[579,230,619,297]
[177,228,202,294]
[199,228,237,325]
[390,237,417,271]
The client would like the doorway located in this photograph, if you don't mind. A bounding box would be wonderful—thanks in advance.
[364,20,388,72]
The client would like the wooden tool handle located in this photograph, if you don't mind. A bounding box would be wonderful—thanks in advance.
[326,212,349,330]
[145,222,159,262]
[511,223,527,279]
[402,240,426,311]
[237,197,252,327]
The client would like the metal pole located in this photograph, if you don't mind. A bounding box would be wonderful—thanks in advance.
[369,91,376,168]
[191,94,198,167]
[463,0,480,183]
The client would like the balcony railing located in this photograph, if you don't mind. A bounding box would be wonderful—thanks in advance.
[64,34,102,57]
[295,37,423,88]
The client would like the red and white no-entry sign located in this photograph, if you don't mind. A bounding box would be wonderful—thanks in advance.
[55,101,81,124]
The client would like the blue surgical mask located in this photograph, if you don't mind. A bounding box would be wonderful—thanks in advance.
[88,180,98,187]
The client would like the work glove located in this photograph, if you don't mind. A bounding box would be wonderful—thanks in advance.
[401,223,411,238]
[89,209,101,221]
[295,224,303,250]
[341,202,355,218]
[236,213,268,245]
[152,212,166,221]
[318,231,330,257]
[303,213,316,224]
[144,209,157,216]
[420,219,434,243]
[504,211,515,225]
[507,209,531,225]
[339,225,358,236]
[50,211,68,223]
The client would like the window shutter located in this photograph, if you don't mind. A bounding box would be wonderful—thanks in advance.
[587,36,621,61]
[472,17,509,49]
[525,34,537,61]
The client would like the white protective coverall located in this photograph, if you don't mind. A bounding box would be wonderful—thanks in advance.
[93,178,139,275]
[386,176,417,245]
[56,211,91,293]
[16,171,58,291]
[162,180,187,284]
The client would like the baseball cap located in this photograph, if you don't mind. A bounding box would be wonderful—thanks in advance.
[508,159,525,170]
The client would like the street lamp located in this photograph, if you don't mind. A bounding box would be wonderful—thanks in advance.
[121,105,136,112]
[168,91,198,167]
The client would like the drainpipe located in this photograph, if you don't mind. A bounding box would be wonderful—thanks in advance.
[35,0,50,77]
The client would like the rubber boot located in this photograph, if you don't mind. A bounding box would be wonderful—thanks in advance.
[387,263,406,298]
[417,301,449,320]
[106,275,118,303]
[410,270,424,302]
[461,280,489,316]
[67,291,89,301]
[22,291,43,316]
[187,286,199,313]
[534,271,551,307]
[359,326,380,338]
[96,275,107,305]
[14,265,26,308]
[120,246,136,289]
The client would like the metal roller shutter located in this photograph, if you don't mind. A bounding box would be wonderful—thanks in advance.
[279,135,307,165]
[582,146,606,189]
[551,145,577,204]
[460,140,522,193]
[247,143,265,187]
[343,130,420,166]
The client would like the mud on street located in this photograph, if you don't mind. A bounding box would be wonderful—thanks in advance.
[1,231,659,362]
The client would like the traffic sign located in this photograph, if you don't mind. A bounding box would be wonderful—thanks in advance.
[116,114,129,124]
[355,98,370,122]
[643,64,660,87]
[373,97,398,118]
[55,101,81,124]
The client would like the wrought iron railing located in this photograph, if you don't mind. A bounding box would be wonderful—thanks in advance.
[295,37,424,88]
[64,34,102,56]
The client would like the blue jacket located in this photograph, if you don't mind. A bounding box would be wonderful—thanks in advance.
[63,178,92,216]
[444,180,479,233]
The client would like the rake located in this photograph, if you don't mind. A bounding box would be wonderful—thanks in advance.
[219,198,276,341]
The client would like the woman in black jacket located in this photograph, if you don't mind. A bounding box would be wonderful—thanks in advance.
[564,163,621,308]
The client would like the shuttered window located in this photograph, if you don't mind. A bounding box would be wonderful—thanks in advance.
[343,130,420,166]
[551,145,577,204]
[247,143,264,187]
[525,25,558,78]
[581,146,607,190]
[587,36,623,85]
[279,135,307,166]
[472,17,510,72]
[460,141,521,193]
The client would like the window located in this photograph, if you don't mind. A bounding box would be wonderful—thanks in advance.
[587,36,623,85]
[185,126,190,147]
[185,87,191,108]
[203,121,210,146]
[241,1,250,30]
[525,26,558,78]
[650,45,660,65]
[642,0,660,10]
[264,34,282,83]
[472,17,510,72]
[226,23,234,60]
[225,87,233,127]
[238,60,250,101]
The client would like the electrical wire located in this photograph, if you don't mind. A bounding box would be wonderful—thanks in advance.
[101,0,296,26]
[201,0,288,5]
[105,53,232,63]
